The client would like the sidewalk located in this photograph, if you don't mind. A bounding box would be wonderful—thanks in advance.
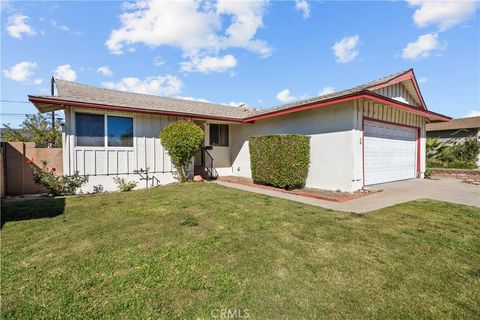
[212,177,480,213]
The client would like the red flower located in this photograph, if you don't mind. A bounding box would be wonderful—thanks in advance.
[27,159,33,164]
[51,167,57,172]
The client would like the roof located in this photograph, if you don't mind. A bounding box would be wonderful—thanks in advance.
[28,69,450,122]
[253,69,418,117]
[31,79,255,121]
[426,116,480,131]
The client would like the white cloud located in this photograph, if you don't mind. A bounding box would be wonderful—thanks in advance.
[3,61,37,81]
[402,33,440,60]
[332,35,360,63]
[407,0,478,31]
[276,89,296,103]
[54,64,77,81]
[97,66,113,76]
[50,19,69,31]
[6,15,36,39]
[418,76,427,84]
[180,54,237,73]
[295,0,310,19]
[102,75,182,96]
[176,96,210,103]
[223,101,247,107]
[106,0,271,63]
[465,110,480,117]
[153,56,165,66]
[33,78,43,85]
[319,86,335,96]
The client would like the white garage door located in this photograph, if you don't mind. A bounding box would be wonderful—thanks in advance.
[364,121,417,185]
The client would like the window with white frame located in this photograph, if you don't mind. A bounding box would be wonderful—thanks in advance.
[209,124,229,146]
[75,113,133,147]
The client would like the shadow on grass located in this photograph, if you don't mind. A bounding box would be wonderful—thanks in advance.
[1,197,66,229]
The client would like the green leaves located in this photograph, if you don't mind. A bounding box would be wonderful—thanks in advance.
[249,134,310,190]
[1,113,62,148]
[160,120,204,182]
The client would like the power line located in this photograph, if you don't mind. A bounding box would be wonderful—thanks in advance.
[0,100,31,104]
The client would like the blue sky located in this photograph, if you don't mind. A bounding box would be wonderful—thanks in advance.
[1,0,479,127]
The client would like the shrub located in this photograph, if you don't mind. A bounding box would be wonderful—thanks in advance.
[160,120,204,182]
[29,159,88,196]
[426,137,479,169]
[249,134,310,190]
[113,177,137,192]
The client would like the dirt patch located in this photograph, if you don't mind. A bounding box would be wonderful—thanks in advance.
[218,176,382,202]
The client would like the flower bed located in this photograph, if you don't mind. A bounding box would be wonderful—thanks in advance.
[218,176,382,203]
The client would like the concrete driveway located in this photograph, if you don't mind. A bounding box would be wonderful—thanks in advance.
[214,177,480,213]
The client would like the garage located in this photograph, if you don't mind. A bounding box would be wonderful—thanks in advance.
[364,120,418,185]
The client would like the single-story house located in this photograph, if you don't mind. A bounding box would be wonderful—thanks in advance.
[29,69,450,192]
[427,116,480,165]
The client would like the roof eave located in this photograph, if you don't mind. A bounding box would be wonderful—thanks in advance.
[243,91,450,123]
[28,96,246,123]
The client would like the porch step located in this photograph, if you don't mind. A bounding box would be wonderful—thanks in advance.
[194,166,210,179]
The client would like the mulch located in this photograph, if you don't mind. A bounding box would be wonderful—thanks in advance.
[217,176,382,203]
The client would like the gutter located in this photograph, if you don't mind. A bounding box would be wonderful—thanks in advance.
[242,91,451,123]
[28,96,246,123]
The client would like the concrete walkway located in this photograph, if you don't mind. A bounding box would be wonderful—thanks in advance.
[213,177,480,213]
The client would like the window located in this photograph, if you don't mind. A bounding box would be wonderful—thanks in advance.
[76,113,105,147]
[107,116,133,147]
[75,113,134,147]
[210,124,229,146]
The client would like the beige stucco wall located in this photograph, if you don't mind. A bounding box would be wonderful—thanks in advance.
[229,101,358,191]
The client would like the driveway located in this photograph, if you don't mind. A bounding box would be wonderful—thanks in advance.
[214,177,480,213]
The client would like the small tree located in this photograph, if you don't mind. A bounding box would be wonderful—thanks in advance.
[2,113,62,148]
[160,120,204,182]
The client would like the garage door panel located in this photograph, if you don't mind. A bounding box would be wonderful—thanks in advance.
[364,121,417,185]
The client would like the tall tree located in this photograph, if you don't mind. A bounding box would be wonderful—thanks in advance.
[1,113,62,148]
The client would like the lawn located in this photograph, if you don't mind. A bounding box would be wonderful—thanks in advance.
[1,183,479,319]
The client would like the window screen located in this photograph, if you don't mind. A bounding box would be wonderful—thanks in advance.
[210,124,229,146]
[76,113,105,147]
[107,116,133,147]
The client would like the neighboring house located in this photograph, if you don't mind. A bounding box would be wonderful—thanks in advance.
[29,69,450,192]
[427,116,480,166]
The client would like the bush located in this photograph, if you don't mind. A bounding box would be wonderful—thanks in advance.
[249,134,310,190]
[113,177,137,192]
[160,120,204,182]
[29,159,88,196]
[426,137,479,169]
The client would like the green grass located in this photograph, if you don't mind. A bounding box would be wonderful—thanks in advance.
[1,183,479,319]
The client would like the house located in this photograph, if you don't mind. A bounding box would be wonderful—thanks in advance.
[427,116,480,165]
[28,69,450,192]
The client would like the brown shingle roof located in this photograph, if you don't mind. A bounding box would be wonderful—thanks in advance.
[426,116,480,131]
[35,79,256,120]
[29,69,449,122]
[254,69,411,116]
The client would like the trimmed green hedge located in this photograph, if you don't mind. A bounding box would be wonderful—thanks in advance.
[249,134,310,190]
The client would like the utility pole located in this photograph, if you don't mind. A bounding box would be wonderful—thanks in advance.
[51,77,55,148]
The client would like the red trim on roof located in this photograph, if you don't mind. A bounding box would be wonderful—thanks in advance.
[243,91,450,123]
[28,96,245,123]
[366,69,427,110]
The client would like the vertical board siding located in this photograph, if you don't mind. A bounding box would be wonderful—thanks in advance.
[66,107,177,176]
[361,100,425,128]
[373,83,420,107]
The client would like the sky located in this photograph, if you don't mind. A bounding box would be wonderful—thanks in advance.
[1,0,479,127]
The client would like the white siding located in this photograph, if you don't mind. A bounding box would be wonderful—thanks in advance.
[63,107,184,192]
[373,83,421,107]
